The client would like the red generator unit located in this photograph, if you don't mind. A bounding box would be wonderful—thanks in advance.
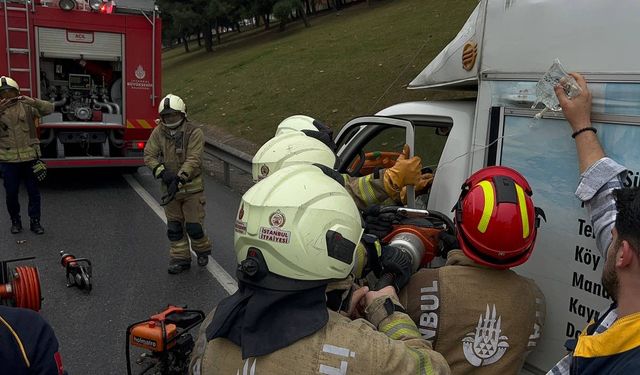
[0,0,161,167]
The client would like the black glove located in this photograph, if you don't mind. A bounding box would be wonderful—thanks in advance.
[377,245,413,292]
[159,169,177,186]
[439,231,459,258]
[161,176,182,206]
[363,205,398,239]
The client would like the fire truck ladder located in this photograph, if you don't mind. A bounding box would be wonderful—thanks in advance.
[3,0,34,95]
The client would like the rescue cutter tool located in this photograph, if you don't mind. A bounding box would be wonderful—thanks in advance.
[60,251,93,292]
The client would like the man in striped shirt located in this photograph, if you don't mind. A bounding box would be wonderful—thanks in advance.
[548,73,640,374]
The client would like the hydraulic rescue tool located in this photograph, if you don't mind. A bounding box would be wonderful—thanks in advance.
[126,305,205,375]
[60,252,92,292]
[0,257,42,311]
[373,207,455,290]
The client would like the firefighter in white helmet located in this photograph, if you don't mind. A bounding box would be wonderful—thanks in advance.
[0,76,53,235]
[253,123,432,209]
[144,94,213,274]
[189,164,450,375]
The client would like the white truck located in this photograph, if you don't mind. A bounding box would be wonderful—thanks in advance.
[332,0,640,372]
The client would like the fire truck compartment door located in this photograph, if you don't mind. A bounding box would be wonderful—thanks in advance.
[37,28,122,61]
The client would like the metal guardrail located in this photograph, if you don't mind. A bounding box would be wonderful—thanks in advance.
[203,136,253,186]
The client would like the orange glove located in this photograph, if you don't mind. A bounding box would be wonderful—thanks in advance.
[401,172,434,204]
[383,144,422,202]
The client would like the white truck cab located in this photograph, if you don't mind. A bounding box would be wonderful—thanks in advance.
[334,0,640,372]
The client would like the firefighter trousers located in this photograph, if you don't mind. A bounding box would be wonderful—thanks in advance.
[164,191,212,261]
[1,161,41,221]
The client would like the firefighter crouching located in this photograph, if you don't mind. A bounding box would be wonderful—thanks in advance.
[144,94,212,274]
[0,76,53,235]
[397,166,547,374]
[189,164,450,375]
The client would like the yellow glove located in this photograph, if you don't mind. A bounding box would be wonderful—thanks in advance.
[383,144,422,202]
[401,172,434,204]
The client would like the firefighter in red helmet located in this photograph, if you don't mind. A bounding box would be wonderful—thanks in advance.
[398,166,547,374]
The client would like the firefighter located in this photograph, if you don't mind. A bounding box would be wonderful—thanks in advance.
[252,128,431,209]
[189,164,450,375]
[395,166,547,374]
[0,305,67,375]
[144,94,212,274]
[0,76,53,235]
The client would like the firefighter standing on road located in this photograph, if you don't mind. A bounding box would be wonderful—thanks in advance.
[189,164,450,374]
[0,76,52,235]
[396,166,547,374]
[144,94,212,274]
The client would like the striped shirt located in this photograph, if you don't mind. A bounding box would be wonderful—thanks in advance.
[547,157,627,375]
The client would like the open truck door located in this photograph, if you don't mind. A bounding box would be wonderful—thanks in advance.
[334,101,475,210]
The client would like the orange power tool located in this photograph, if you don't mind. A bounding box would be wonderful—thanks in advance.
[126,305,205,375]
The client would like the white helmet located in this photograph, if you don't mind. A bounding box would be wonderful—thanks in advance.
[0,76,20,93]
[252,132,336,182]
[235,164,363,289]
[275,115,318,136]
[158,94,186,128]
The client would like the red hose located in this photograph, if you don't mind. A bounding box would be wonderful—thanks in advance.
[13,267,41,311]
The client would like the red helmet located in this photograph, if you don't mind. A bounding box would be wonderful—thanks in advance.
[454,166,544,269]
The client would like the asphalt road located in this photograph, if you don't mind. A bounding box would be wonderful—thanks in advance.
[0,167,242,375]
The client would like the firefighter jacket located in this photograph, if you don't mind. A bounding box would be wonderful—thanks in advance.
[342,169,395,210]
[190,297,451,375]
[144,121,204,198]
[0,99,53,162]
[399,250,546,375]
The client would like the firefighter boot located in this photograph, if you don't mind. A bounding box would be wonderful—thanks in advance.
[168,258,191,274]
[30,218,44,235]
[10,217,22,234]
[197,252,210,267]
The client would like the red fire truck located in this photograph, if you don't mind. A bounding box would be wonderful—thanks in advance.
[0,0,161,167]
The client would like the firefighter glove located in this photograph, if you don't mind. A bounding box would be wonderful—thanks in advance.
[161,177,181,206]
[401,172,434,204]
[32,159,47,182]
[160,169,177,186]
[383,145,422,202]
[378,246,413,292]
[439,231,459,258]
[363,205,397,239]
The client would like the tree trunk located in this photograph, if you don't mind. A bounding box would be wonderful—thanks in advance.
[203,22,213,52]
[182,35,190,53]
[264,14,270,30]
[235,22,241,33]
[298,5,310,27]
[255,15,260,27]
[215,21,221,44]
[196,32,201,47]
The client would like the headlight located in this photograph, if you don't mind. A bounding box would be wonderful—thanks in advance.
[89,0,103,11]
[59,0,76,11]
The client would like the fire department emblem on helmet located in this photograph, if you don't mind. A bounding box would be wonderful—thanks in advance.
[269,210,286,227]
[135,65,146,80]
[462,304,509,367]
[260,165,270,178]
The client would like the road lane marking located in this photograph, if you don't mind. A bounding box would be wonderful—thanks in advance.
[123,174,239,295]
